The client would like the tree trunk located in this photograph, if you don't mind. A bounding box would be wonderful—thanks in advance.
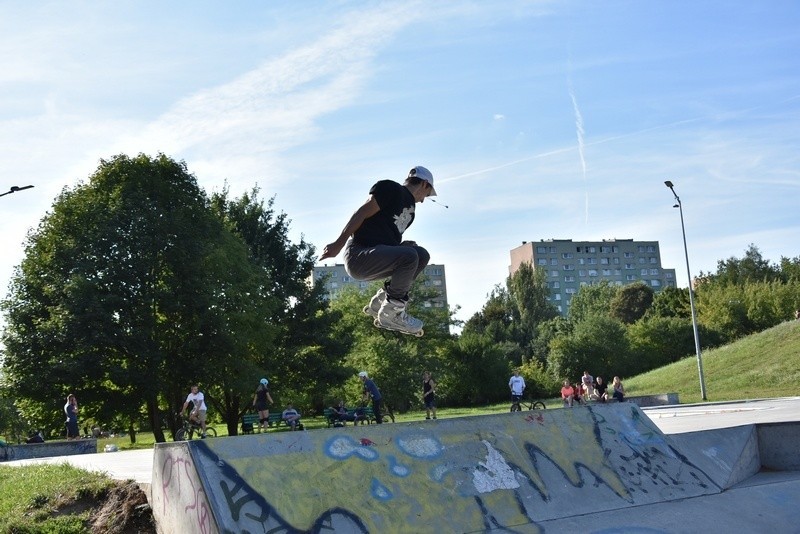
[147,396,166,442]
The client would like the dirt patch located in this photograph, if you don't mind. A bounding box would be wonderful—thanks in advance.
[88,480,156,534]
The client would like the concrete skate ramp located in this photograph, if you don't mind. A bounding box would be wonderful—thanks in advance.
[151,403,740,533]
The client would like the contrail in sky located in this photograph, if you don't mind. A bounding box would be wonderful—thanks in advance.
[569,82,589,224]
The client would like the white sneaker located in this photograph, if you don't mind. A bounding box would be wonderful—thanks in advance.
[363,287,386,318]
[375,298,423,335]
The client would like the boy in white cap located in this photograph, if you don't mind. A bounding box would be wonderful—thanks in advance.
[320,166,436,336]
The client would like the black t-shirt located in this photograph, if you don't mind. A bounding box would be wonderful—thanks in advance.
[352,180,415,247]
[595,382,607,396]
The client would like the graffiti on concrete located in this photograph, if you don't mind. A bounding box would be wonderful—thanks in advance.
[157,404,717,533]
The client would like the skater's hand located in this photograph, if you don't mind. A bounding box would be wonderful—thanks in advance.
[320,241,343,260]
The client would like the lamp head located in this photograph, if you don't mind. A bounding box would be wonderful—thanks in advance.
[664,180,674,188]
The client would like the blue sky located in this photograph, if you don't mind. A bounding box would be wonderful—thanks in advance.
[1,1,799,332]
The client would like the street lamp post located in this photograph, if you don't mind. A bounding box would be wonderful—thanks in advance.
[664,180,707,401]
[0,185,35,198]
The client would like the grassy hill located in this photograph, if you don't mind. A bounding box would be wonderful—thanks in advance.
[626,319,800,404]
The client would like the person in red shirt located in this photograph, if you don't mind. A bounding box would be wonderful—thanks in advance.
[561,380,576,407]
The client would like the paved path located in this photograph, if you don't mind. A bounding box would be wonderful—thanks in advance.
[5,397,800,485]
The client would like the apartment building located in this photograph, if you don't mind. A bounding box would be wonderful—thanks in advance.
[310,263,448,309]
[509,239,676,316]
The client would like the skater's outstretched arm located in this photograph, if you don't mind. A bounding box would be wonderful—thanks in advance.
[320,196,380,260]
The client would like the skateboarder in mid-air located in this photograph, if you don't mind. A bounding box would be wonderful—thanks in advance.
[320,166,437,336]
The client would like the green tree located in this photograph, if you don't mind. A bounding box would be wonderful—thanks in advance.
[209,187,345,432]
[645,286,691,319]
[548,315,630,382]
[702,244,780,285]
[610,282,654,324]
[568,281,618,323]
[506,263,559,359]
[326,280,456,413]
[1,154,274,441]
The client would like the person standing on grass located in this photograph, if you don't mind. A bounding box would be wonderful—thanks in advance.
[359,371,383,424]
[422,371,437,420]
[64,394,79,439]
[252,378,274,432]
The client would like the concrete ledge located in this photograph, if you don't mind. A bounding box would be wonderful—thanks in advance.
[625,393,679,407]
[2,439,97,461]
[758,421,800,471]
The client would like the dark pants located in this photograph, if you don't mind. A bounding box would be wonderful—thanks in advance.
[344,240,430,300]
[372,398,383,424]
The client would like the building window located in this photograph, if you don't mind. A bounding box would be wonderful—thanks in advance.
[638,257,646,264]
[601,246,611,253]
[537,246,547,253]
[588,246,596,253]
[638,246,645,252]
[602,269,612,276]
[626,274,636,281]
[343,276,351,282]
[550,258,558,265]
[649,269,659,275]
[612,246,619,252]
[651,280,661,287]
[564,276,575,282]
[554,294,561,300]
[625,263,634,270]
[565,288,576,294]
[600,257,609,265]
[552,281,560,288]
[578,270,586,277]
[613,257,620,264]
[624,252,633,258]
[551,270,558,277]
[563,264,574,270]
[549,246,557,253]
[433,279,442,286]
[588,269,598,277]
[647,245,655,252]
[650,257,658,264]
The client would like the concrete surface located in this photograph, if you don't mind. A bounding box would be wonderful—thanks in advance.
[5,398,800,533]
[151,402,796,533]
[1,438,97,461]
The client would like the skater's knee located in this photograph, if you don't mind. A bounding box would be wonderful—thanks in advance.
[414,246,430,268]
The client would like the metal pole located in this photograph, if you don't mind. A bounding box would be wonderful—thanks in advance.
[665,181,707,401]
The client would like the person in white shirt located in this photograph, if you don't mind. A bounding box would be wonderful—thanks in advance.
[509,370,526,404]
[181,385,208,438]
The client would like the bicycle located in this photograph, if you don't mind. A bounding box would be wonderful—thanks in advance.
[510,396,546,412]
[378,402,395,423]
[174,414,217,440]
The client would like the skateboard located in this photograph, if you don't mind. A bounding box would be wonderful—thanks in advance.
[373,318,424,337]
